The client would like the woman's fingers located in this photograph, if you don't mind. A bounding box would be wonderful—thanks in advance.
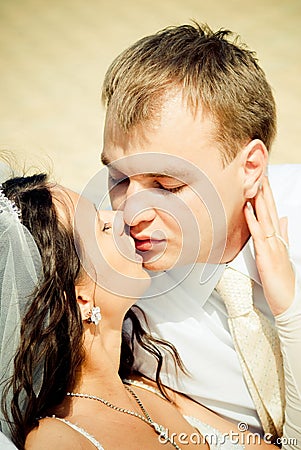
[261,176,281,234]
[254,180,280,236]
[244,201,262,241]
[279,216,289,244]
[244,184,294,316]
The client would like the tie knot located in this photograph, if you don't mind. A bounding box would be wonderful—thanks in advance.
[215,267,254,318]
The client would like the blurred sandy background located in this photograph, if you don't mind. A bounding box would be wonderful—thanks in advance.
[0,0,300,193]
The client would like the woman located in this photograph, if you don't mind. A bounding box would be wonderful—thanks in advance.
[0,174,300,449]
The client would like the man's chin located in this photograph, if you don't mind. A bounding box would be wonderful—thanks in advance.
[142,261,169,272]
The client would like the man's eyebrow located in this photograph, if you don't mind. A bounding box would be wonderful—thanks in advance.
[101,153,190,180]
[141,172,187,180]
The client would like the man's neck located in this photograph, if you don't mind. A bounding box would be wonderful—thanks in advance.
[221,222,251,265]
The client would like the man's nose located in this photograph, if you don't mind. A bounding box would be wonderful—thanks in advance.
[122,180,157,227]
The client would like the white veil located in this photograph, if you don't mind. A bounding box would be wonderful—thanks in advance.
[0,169,43,439]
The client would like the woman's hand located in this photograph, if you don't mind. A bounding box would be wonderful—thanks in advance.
[244,176,295,316]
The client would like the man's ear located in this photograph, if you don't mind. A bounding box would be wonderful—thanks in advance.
[241,139,268,198]
[75,285,93,321]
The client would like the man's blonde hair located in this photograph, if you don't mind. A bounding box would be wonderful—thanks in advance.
[102,23,276,162]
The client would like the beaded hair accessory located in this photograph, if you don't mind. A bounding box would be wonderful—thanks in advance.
[0,185,21,220]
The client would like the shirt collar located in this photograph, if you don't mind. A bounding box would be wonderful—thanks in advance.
[147,262,225,307]
[146,238,261,307]
[228,238,262,286]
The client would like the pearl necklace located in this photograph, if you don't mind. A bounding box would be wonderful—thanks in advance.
[67,384,182,450]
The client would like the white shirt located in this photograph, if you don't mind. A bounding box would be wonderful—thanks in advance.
[134,164,301,434]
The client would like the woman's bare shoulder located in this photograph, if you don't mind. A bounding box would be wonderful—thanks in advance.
[25,417,82,450]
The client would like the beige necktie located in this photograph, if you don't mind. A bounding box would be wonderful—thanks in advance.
[215,266,285,438]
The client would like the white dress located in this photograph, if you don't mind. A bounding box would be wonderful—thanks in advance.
[52,417,104,450]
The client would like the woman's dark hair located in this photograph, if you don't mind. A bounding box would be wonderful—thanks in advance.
[1,174,85,449]
[1,173,186,449]
[120,306,187,398]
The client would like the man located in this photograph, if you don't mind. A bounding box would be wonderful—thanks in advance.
[101,23,301,437]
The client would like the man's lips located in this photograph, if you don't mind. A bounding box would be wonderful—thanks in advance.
[134,238,166,252]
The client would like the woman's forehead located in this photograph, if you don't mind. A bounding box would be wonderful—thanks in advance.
[51,186,95,223]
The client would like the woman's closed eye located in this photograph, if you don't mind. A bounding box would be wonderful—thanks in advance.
[102,222,112,232]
